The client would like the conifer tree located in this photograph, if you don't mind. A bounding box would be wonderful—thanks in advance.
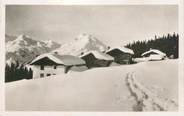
[125,33,179,59]
[5,61,33,82]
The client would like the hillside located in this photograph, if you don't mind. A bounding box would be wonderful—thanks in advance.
[6,59,178,111]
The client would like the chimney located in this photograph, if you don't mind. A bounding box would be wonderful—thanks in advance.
[54,51,58,54]
[81,52,84,55]
[35,54,39,57]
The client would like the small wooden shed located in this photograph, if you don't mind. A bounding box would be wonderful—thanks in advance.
[141,49,166,61]
[80,50,114,68]
[106,46,134,64]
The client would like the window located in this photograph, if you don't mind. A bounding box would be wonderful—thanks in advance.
[54,65,57,69]
[40,65,44,70]
[47,74,51,76]
[40,73,44,78]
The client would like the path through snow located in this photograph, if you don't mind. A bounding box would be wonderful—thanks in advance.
[126,72,178,111]
[6,60,178,111]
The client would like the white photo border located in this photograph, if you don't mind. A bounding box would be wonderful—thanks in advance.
[0,0,183,116]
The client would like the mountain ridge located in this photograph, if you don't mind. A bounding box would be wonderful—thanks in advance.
[6,33,109,65]
[53,33,108,56]
[6,34,61,64]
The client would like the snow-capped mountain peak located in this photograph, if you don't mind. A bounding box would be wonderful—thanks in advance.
[44,40,54,45]
[53,33,108,56]
[43,40,61,50]
[8,34,39,47]
[43,40,61,49]
[6,34,61,64]
[6,34,39,52]
[16,34,29,40]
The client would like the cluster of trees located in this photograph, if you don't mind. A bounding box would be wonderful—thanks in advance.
[5,61,33,83]
[125,33,179,58]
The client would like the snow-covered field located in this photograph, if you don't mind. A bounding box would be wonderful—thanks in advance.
[5,60,178,111]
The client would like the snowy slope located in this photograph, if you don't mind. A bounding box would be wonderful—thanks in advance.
[6,34,61,64]
[133,60,178,105]
[6,60,178,111]
[53,33,108,56]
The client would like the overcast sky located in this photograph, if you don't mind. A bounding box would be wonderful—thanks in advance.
[6,5,178,46]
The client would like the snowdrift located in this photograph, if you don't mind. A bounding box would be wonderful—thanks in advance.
[6,60,178,111]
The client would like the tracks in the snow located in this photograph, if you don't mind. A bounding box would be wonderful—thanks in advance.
[125,72,178,111]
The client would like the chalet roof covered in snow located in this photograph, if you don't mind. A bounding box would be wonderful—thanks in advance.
[30,53,86,66]
[80,50,114,61]
[106,46,134,55]
[52,54,86,65]
[141,49,166,57]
